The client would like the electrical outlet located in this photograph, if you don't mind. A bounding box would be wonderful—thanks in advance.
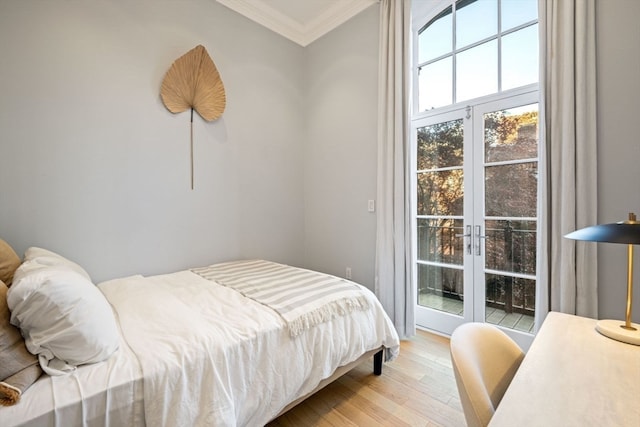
[346,267,352,279]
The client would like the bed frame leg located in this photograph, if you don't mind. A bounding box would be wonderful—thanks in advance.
[373,349,383,375]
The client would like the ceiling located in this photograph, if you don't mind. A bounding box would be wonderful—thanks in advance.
[216,0,378,47]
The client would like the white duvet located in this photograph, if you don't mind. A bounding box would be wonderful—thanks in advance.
[98,269,400,427]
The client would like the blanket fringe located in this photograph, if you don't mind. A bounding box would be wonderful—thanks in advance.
[288,295,370,337]
[0,382,21,406]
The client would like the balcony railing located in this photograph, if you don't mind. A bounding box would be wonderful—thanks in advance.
[417,221,536,316]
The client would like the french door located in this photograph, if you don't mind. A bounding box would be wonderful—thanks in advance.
[412,90,539,349]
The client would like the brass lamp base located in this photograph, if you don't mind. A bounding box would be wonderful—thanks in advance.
[596,319,640,345]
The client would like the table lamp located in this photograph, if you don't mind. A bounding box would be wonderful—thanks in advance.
[565,212,640,345]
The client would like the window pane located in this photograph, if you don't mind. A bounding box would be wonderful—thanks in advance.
[456,40,497,102]
[417,263,464,315]
[417,169,464,216]
[456,0,497,49]
[502,0,538,31]
[484,103,538,163]
[502,24,539,90]
[418,6,453,63]
[485,162,537,217]
[484,220,536,275]
[417,119,464,169]
[419,57,453,111]
[417,218,464,265]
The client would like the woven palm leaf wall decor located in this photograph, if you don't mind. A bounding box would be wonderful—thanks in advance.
[160,45,226,189]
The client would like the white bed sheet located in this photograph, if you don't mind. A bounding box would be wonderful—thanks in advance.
[0,329,144,427]
[99,269,399,427]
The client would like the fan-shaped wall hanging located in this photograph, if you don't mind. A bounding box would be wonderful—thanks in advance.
[160,44,226,189]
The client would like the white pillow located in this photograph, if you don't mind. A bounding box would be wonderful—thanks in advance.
[24,247,92,281]
[7,261,119,376]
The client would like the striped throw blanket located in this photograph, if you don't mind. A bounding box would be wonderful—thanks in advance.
[192,260,370,337]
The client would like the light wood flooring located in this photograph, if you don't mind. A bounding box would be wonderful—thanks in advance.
[267,329,466,427]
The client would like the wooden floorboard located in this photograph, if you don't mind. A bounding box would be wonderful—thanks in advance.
[421,294,535,333]
[267,330,466,427]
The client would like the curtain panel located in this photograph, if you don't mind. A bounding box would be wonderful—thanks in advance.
[537,0,598,330]
[375,0,414,339]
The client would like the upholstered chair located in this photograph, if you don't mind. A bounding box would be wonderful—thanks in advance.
[450,323,525,427]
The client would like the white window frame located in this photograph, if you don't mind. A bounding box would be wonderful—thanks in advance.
[410,0,542,344]
[411,0,539,116]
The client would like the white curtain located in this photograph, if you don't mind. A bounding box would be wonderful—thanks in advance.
[375,0,414,338]
[537,0,598,330]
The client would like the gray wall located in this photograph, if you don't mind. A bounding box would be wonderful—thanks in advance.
[596,0,640,323]
[303,5,379,288]
[0,1,306,282]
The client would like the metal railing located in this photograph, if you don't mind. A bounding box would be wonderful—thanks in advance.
[417,221,536,316]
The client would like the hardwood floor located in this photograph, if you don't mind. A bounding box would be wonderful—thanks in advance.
[267,330,466,427]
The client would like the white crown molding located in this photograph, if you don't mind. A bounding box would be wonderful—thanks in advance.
[217,0,378,47]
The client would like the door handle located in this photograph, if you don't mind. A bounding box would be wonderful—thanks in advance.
[456,225,472,255]
[475,225,487,256]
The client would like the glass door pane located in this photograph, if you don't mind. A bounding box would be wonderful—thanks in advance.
[417,218,464,314]
[415,112,470,329]
[481,102,539,335]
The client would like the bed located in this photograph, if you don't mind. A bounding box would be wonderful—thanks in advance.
[0,244,400,427]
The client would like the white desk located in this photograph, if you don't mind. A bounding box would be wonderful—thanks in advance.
[489,312,640,427]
